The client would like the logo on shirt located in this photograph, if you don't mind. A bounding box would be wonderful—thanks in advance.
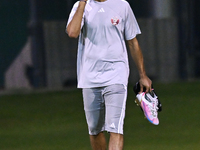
[111,17,119,25]
[98,8,105,13]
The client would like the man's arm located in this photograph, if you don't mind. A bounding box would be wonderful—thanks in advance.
[66,1,87,38]
[127,37,152,93]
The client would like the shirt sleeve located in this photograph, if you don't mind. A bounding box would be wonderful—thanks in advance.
[66,1,85,29]
[124,3,141,40]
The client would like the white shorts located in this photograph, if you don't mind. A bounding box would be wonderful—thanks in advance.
[82,84,127,135]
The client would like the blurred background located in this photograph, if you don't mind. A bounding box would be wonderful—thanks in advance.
[0,0,200,90]
[1,1,200,149]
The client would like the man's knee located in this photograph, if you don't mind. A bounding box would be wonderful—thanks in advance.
[88,120,105,135]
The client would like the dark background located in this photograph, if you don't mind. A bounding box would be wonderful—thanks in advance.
[0,0,200,88]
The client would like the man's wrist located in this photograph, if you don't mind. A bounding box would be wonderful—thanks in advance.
[139,72,147,78]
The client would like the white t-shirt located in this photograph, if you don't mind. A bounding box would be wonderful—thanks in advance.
[67,0,141,88]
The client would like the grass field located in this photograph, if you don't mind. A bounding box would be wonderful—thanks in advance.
[0,81,200,150]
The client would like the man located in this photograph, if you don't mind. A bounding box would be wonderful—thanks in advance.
[66,0,152,149]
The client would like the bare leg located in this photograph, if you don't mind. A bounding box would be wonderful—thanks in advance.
[108,133,123,150]
[90,132,107,150]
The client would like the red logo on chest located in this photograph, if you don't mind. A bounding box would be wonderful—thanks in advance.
[111,17,119,25]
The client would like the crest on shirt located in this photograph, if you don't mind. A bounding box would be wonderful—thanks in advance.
[111,17,119,25]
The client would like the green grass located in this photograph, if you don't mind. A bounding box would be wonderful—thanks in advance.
[0,81,200,150]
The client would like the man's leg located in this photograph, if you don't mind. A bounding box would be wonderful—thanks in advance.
[90,132,107,150]
[103,84,127,150]
[109,133,123,150]
[82,88,106,150]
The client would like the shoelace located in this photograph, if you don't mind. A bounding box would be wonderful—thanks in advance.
[151,97,158,118]
[145,93,158,118]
